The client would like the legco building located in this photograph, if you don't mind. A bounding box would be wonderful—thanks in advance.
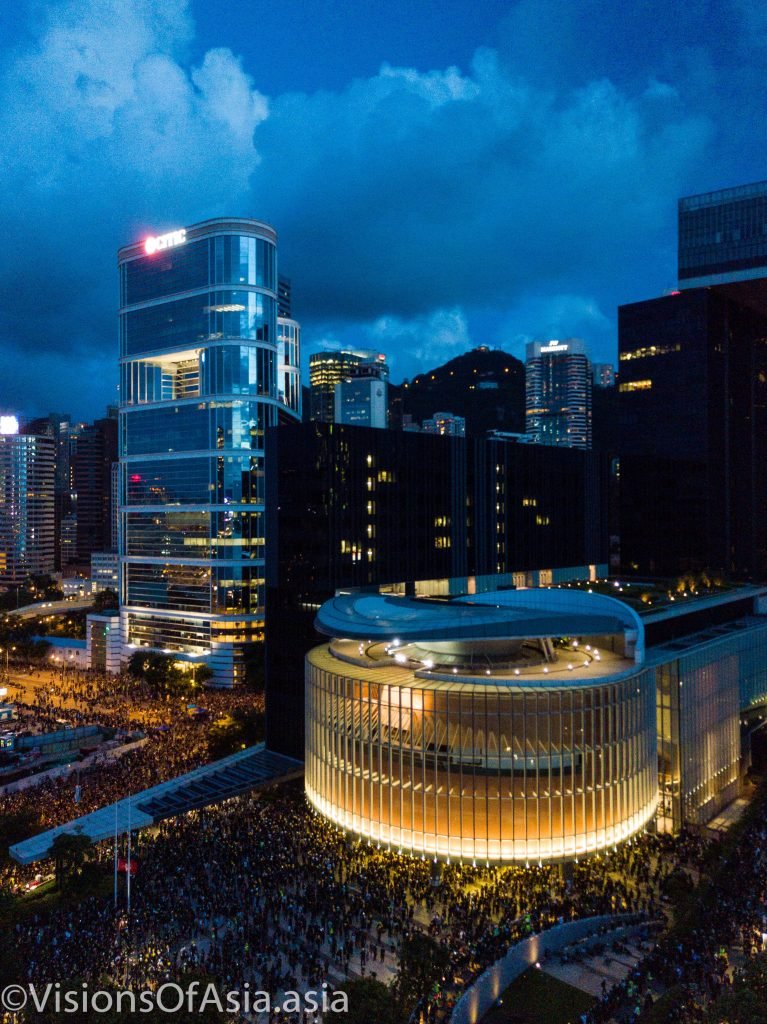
[306,589,658,864]
[118,219,298,684]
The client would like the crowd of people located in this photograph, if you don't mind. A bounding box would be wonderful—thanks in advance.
[582,796,767,1023]
[3,783,689,1024]
[0,667,263,895]
[2,663,765,1023]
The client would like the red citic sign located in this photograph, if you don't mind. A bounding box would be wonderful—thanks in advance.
[145,228,187,255]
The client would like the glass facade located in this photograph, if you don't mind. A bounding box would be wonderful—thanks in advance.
[679,180,767,286]
[654,622,767,832]
[119,219,298,682]
[306,645,657,863]
[277,318,302,417]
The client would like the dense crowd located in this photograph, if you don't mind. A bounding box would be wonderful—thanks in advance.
[0,667,263,894]
[3,663,765,1023]
[582,798,767,1023]
[2,775,695,1023]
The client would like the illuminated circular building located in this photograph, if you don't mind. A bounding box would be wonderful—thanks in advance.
[306,589,657,864]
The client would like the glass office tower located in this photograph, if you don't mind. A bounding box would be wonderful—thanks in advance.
[118,218,297,684]
[679,179,767,287]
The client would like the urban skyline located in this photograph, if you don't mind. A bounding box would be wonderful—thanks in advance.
[1,0,764,420]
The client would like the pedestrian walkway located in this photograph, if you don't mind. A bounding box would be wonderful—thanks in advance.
[9,743,303,864]
[536,929,659,999]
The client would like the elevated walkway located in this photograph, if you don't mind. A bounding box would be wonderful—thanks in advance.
[9,744,303,865]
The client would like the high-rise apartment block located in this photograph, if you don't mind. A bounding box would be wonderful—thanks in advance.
[0,420,55,584]
[308,349,388,422]
[118,218,299,684]
[525,339,592,449]
[679,179,767,288]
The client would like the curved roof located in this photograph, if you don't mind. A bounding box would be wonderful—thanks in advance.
[314,589,644,651]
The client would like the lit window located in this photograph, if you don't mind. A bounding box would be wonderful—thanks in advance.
[618,380,653,392]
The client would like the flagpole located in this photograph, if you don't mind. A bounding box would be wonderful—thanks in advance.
[113,802,118,908]
[126,795,131,921]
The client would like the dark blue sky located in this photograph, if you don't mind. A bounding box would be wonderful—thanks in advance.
[1,0,765,420]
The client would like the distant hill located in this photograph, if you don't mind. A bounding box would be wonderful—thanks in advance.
[401,346,525,436]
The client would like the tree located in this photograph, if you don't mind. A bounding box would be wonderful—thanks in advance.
[394,932,451,1018]
[701,987,767,1024]
[324,978,400,1024]
[737,952,767,1002]
[243,646,265,691]
[207,708,265,760]
[127,651,211,697]
[92,588,118,612]
[50,830,92,891]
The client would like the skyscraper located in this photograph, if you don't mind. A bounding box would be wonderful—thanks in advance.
[277,316,301,418]
[617,288,767,577]
[308,349,388,422]
[119,218,298,684]
[23,412,73,571]
[525,339,592,449]
[0,419,55,584]
[678,179,767,288]
[71,413,118,565]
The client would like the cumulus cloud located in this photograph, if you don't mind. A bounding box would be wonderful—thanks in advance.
[259,47,711,330]
[0,0,764,417]
[0,0,265,416]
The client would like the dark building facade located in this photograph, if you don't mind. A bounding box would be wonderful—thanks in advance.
[402,347,525,437]
[265,421,608,759]
[617,288,767,578]
[679,179,767,288]
[23,413,73,571]
[71,414,118,563]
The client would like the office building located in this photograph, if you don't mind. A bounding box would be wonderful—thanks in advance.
[422,411,466,436]
[592,363,615,388]
[678,179,767,288]
[277,317,301,418]
[119,217,299,684]
[403,347,525,437]
[91,551,119,591]
[309,349,389,423]
[334,375,388,428]
[525,339,592,449]
[617,288,767,577]
[71,414,118,565]
[0,420,55,584]
[277,275,292,319]
[265,421,608,759]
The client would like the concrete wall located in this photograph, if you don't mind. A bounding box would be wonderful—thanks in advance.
[450,913,639,1024]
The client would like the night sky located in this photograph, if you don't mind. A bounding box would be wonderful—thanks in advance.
[1,0,765,420]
